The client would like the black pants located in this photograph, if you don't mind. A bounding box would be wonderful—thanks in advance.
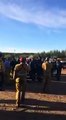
[0,72,4,89]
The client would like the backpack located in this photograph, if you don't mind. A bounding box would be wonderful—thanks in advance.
[16,63,27,78]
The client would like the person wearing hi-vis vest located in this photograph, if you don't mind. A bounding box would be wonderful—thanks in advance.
[13,57,30,107]
[42,57,52,92]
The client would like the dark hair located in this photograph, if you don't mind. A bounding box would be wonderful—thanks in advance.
[22,57,26,63]
[45,57,49,61]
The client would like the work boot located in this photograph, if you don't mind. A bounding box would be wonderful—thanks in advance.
[16,101,20,108]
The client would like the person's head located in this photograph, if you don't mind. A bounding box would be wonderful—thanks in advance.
[57,58,60,62]
[22,57,26,63]
[19,57,26,63]
[19,57,22,63]
[45,57,49,62]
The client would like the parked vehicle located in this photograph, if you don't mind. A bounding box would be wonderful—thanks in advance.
[61,61,66,69]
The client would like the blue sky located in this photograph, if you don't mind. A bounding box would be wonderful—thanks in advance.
[0,0,66,53]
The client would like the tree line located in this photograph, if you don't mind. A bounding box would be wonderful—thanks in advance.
[2,50,66,59]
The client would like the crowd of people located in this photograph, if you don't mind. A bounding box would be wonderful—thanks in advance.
[0,52,64,107]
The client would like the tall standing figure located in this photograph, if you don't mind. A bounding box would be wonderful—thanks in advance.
[42,57,52,92]
[0,52,5,90]
[13,57,30,107]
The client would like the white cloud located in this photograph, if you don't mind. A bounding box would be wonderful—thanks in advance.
[0,46,42,53]
[0,2,66,28]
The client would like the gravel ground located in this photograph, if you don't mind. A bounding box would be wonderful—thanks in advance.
[0,69,66,120]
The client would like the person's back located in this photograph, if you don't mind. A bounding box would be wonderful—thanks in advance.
[0,59,4,72]
[13,57,30,107]
[56,59,63,81]
[36,58,43,82]
[10,58,17,75]
[51,60,57,77]
[14,62,29,80]
[42,57,52,92]
[0,53,5,90]
[4,59,10,69]
[42,61,52,75]
[30,58,37,81]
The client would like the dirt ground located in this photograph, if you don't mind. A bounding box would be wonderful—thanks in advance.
[0,69,66,120]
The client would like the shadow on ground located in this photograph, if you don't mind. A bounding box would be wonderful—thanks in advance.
[0,98,66,120]
[0,74,66,120]
[0,110,66,120]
